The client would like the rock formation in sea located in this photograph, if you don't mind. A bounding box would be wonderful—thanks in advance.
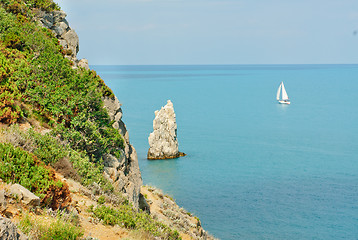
[147,100,186,160]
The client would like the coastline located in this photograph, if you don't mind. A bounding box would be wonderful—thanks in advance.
[0,2,216,239]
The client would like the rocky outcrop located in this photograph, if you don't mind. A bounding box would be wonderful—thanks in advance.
[0,217,27,240]
[35,7,142,210]
[34,10,88,70]
[102,96,143,209]
[141,186,216,240]
[147,100,186,160]
[9,184,40,207]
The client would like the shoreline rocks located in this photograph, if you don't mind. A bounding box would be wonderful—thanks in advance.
[147,100,186,160]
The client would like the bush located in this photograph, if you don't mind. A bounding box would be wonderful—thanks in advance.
[0,142,70,208]
[0,4,124,162]
[91,205,182,239]
[19,212,83,240]
[0,126,114,192]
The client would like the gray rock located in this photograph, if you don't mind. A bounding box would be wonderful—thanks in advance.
[139,193,150,213]
[52,10,67,22]
[9,184,40,207]
[34,9,80,64]
[52,21,69,37]
[0,217,27,240]
[78,58,89,70]
[0,190,6,212]
[40,14,53,28]
[103,96,122,122]
[62,30,79,56]
[102,96,143,209]
[147,100,185,159]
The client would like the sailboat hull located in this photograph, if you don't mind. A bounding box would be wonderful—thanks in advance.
[278,100,290,105]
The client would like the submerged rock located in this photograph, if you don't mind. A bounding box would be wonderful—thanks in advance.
[147,100,186,160]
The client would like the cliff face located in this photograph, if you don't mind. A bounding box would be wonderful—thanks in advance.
[33,8,143,209]
[102,96,142,209]
[34,9,89,69]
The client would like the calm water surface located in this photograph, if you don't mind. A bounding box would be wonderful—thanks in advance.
[92,64,358,240]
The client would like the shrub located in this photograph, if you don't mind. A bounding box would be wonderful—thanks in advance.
[0,126,114,192]
[19,212,83,240]
[97,195,106,205]
[0,4,124,162]
[91,205,182,239]
[0,142,70,208]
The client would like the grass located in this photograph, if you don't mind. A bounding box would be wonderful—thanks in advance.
[90,204,181,240]
[19,212,83,240]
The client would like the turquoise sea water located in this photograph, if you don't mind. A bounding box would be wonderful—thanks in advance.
[92,65,358,240]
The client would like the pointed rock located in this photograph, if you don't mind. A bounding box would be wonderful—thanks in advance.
[147,100,186,160]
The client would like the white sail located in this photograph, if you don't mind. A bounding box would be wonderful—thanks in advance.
[281,82,289,100]
[276,83,282,100]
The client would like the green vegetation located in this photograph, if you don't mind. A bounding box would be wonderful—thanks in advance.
[1,0,60,16]
[0,0,185,238]
[0,2,123,162]
[0,142,69,207]
[97,195,106,205]
[90,205,181,239]
[19,212,83,240]
[0,126,113,192]
[0,0,122,190]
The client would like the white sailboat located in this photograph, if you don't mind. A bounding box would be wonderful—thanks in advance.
[276,81,290,104]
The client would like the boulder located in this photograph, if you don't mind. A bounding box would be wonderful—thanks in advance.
[9,184,40,207]
[147,100,186,160]
[0,217,27,240]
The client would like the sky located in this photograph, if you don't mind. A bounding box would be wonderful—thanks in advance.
[55,0,358,65]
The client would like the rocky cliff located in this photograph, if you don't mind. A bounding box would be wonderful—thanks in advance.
[34,8,143,210]
[35,9,89,69]
[102,96,143,209]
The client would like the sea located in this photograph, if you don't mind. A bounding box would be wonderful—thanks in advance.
[92,64,358,240]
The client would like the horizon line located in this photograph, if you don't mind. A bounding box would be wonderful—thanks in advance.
[90,63,358,66]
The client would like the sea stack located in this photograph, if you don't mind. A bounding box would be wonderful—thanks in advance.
[147,100,186,160]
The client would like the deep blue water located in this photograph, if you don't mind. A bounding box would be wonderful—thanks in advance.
[92,64,358,240]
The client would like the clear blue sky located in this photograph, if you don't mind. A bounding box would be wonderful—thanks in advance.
[55,0,358,65]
